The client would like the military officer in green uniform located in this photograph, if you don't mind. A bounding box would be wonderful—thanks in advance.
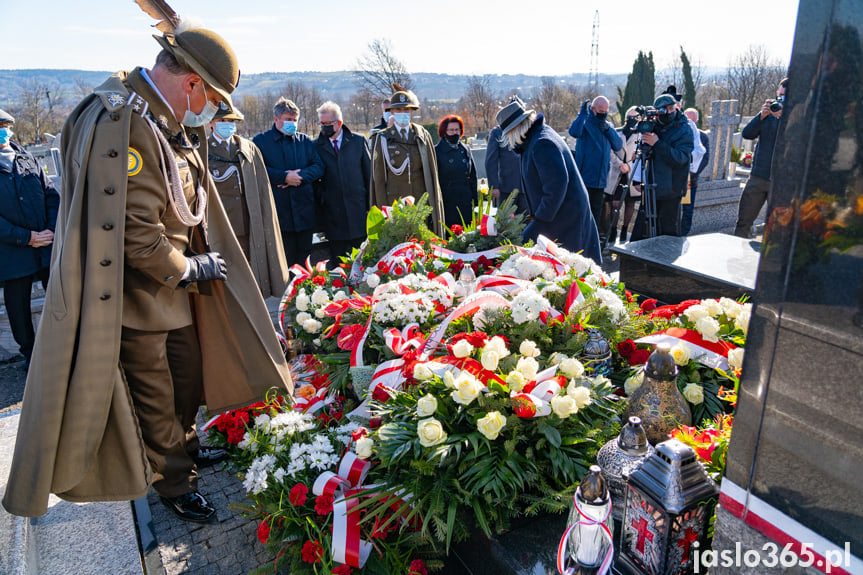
[207,104,288,298]
[370,87,446,236]
[3,23,292,522]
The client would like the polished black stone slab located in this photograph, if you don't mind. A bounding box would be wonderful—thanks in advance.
[611,233,760,304]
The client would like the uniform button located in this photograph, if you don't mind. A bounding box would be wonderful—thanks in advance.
[109,112,120,121]
[102,223,114,231]
[104,186,115,195]
[100,259,111,266]
[107,149,118,158]
[99,293,111,301]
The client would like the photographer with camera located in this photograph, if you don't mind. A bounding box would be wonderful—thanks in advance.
[630,93,694,240]
[568,97,623,235]
[734,78,787,238]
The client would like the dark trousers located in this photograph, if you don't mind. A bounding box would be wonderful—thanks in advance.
[734,175,771,237]
[681,174,699,236]
[4,268,49,362]
[586,187,606,234]
[631,197,682,241]
[327,236,365,269]
[120,324,203,498]
[281,229,314,268]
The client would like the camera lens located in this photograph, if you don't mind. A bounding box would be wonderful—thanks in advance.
[769,100,783,113]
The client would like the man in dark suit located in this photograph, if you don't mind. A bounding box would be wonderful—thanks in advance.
[314,101,371,265]
[253,98,324,266]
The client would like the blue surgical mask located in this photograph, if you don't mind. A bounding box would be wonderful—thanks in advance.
[383,111,392,122]
[181,83,219,128]
[0,127,12,146]
[393,112,411,128]
[214,121,237,140]
[280,120,298,136]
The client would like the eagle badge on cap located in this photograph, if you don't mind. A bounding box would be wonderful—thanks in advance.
[107,93,126,108]
[158,115,169,128]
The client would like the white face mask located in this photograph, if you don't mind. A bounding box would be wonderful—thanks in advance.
[181,83,219,128]
[393,112,411,128]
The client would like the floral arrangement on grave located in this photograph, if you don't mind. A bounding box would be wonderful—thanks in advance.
[444,190,526,254]
[740,150,753,168]
[618,297,748,426]
[205,357,438,575]
[671,413,734,481]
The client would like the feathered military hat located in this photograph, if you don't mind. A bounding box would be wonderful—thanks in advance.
[389,83,419,110]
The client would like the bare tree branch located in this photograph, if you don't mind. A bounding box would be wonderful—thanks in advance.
[353,38,412,99]
[726,44,786,116]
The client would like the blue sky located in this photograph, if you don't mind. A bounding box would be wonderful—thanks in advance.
[8,0,800,75]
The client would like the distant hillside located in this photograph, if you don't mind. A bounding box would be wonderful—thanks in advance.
[0,69,630,107]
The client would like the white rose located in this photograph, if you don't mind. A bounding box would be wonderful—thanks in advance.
[452,339,474,359]
[702,299,724,317]
[313,338,321,347]
[417,418,447,447]
[480,349,500,372]
[516,356,539,380]
[559,357,585,379]
[624,371,644,395]
[683,383,704,405]
[670,343,692,366]
[727,347,745,371]
[567,385,592,409]
[314,307,327,319]
[719,297,742,318]
[302,318,322,334]
[444,370,456,389]
[551,394,578,419]
[295,292,310,312]
[506,371,526,392]
[413,363,434,381]
[366,273,380,288]
[684,304,710,322]
[416,394,438,417]
[548,352,568,366]
[295,311,311,325]
[485,336,510,358]
[695,316,721,342]
[519,340,540,358]
[451,374,483,406]
[590,374,611,389]
[355,436,374,459]
[476,411,507,440]
[735,310,751,336]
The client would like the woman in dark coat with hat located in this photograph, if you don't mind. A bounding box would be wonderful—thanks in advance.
[495,99,602,263]
[435,115,478,229]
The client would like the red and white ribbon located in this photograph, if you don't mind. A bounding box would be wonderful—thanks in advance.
[293,386,333,414]
[313,453,373,568]
[564,280,585,315]
[635,327,738,370]
[475,274,532,295]
[432,244,510,262]
[480,214,497,236]
[516,246,568,276]
[556,488,614,575]
[511,366,562,417]
[420,293,511,360]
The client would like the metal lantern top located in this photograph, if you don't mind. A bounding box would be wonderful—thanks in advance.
[644,343,678,380]
[618,416,650,455]
[583,328,612,360]
[627,438,718,514]
[579,464,610,504]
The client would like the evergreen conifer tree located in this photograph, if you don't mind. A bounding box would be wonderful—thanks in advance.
[620,51,656,124]
[681,47,699,125]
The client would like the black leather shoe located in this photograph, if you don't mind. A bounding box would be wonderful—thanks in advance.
[190,446,229,468]
[160,491,216,523]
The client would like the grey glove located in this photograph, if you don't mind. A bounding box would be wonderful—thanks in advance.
[180,252,227,287]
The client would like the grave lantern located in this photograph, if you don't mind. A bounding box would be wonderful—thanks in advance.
[582,328,613,375]
[596,416,655,521]
[615,439,718,575]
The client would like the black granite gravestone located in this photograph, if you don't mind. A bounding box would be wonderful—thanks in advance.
[712,0,863,573]
[611,233,760,304]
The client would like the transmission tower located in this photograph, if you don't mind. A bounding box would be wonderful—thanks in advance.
[589,10,600,88]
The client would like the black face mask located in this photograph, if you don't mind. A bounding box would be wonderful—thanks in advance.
[445,133,460,145]
[595,112,608,122]
[657,109,677,127]
[321,124,336,138]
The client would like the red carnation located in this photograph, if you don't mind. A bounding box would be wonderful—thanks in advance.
[333,279,344,288]
[640,298,658,312]
[226,427,246,444]
[378,262,391,274]
[312,275,326,286]
[617,339,636,357]
[409,559,428,575]
[301,540,324,564]
[427,271,436,279]
[257,520,270,544]
[674,299,701,315]
[628,349,651,366]
[315,494,334,516]
[289,483,309,507]
[351,427,369,441]
[332,565,353,575]
[466,331,489,348]
[648,306,676,320]
[451,224,464,236]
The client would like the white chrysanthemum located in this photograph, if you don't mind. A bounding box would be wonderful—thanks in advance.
[314,308,327,319]
[593,288,627,322]
[237,431,254,451]
[254,413,271,430]
[333,291,349,302]
[295,291,310,312]
[302,318,323,334]
[311,288,330,306]
[540,283,565,297]
[366,273,380,288]
[510,289,551,325]
[556,248,598,277]
[273,468,287,483]
[295,311,311,325]
[584,271,611,289]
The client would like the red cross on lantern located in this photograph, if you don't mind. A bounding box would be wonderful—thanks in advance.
[677,527,699,563]
[631,516,654,555]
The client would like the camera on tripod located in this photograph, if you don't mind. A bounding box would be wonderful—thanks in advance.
[632,106,660,134]
[769,95,785,113]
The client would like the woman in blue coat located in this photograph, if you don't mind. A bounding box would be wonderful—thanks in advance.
[435,115,478,229]
[494,99,601,263]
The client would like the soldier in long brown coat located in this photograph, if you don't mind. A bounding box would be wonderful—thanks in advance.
[3,25,291,521]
